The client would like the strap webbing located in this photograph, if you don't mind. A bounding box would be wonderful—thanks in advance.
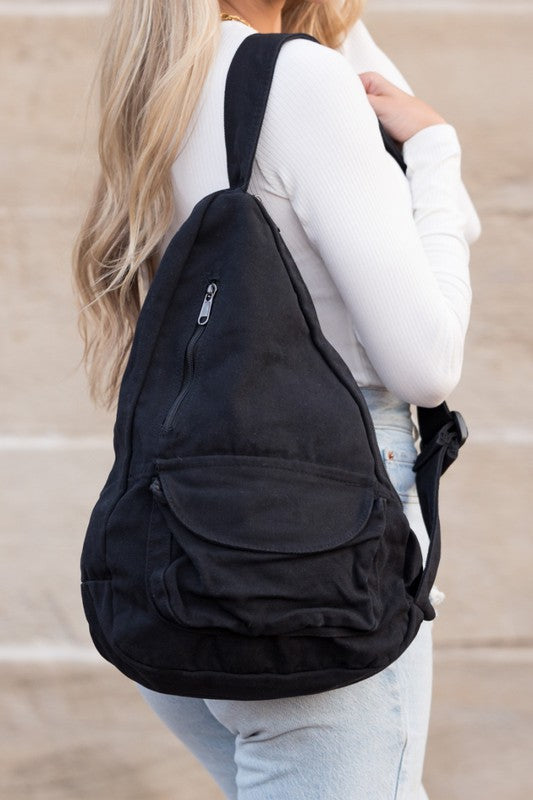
[225,33,318,190]
[223,32,468,618]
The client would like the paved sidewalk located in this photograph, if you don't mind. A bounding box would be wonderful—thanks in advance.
[1,7,532,800]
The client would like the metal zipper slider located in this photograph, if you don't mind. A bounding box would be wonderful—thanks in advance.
[197,282,218,325]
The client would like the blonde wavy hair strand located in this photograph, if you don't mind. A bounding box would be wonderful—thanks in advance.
[72,0,365,409]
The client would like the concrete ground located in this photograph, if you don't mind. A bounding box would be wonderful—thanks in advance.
[1,4,532,799]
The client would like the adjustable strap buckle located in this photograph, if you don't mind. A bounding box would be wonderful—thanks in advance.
[450,410,468,447]
[413,409,468,474]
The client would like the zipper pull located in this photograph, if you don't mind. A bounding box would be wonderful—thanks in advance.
[197,282,218,325]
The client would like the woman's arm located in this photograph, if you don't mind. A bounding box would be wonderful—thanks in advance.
[339,19,482,245]
[255,39,472,408]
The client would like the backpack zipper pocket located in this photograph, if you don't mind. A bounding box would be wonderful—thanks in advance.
[162,282,218,433]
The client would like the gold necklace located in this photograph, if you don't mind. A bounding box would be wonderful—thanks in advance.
[220,12,255,29]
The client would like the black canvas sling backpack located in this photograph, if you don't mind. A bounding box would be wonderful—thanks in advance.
[80,32,468,701]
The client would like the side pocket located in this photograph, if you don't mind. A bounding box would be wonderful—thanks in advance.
[145,484,184,625]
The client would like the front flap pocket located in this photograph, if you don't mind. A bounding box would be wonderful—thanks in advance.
[157,454,376,553]
[148,453,386,636]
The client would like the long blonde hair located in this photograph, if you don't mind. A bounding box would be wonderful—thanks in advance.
[72,0,365,409]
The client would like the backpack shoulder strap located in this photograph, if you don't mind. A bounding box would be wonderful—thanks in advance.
[224,31,468,620]
[224,32,319,191]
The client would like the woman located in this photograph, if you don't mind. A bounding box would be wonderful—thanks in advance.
[73,1,480,798]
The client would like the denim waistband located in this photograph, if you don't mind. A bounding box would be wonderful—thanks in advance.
[358,386,417,438]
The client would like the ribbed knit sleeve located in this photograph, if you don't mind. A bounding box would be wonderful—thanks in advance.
[254,39,473,408]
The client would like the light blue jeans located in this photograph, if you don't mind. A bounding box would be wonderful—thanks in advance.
[137,387,439,799]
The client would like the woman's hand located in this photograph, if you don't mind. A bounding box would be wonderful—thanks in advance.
[359,71,446,144]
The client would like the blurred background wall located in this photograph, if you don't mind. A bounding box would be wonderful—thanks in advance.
[1,1,532,798]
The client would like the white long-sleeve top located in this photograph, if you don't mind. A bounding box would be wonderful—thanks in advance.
[158,18,480,408]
